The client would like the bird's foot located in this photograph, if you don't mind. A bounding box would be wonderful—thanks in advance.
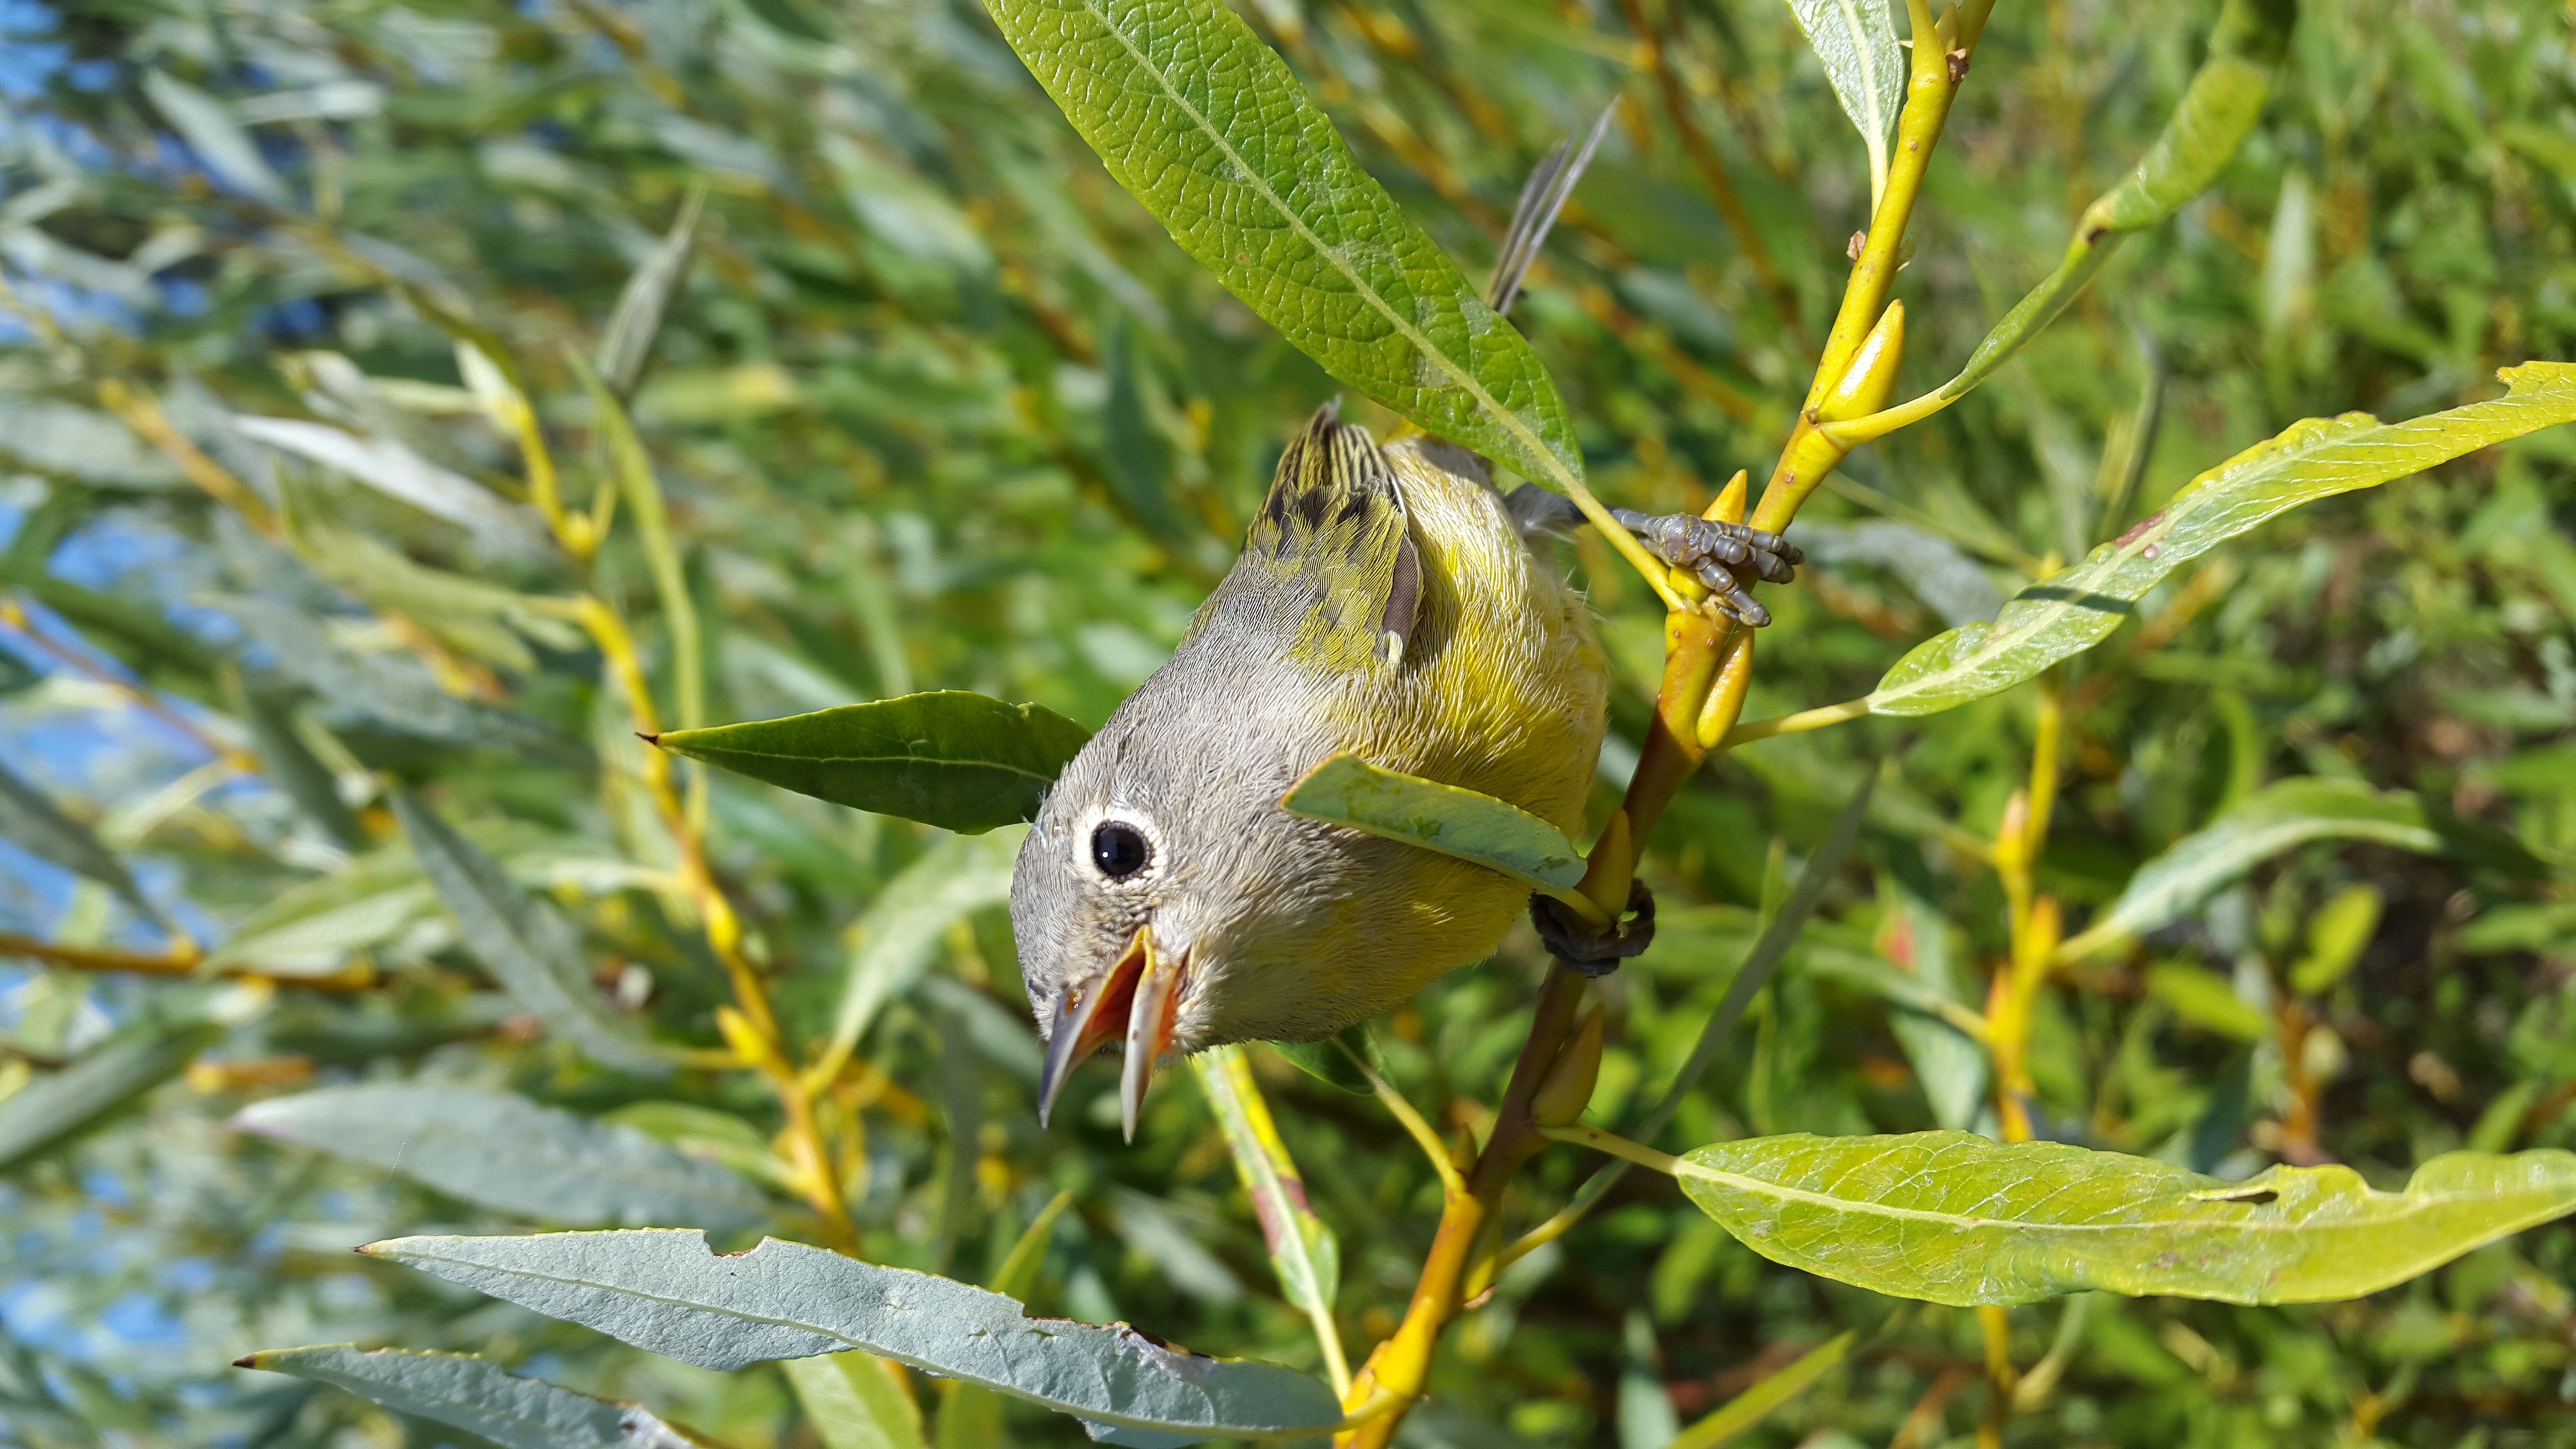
[1530,881,1656,977]
[1611,509,1803,627]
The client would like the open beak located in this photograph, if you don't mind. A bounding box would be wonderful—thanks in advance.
[1037,927,1187,1140]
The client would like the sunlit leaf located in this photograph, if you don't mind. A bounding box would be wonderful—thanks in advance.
[143,71,289,204]
[2065,779,2443,958]
[1666,1330,1853,1449]
[236,1345,705,1449]
[653,693,1090,834]
[783,1354,925,1449]
[1939,0,2294,398]
[983,0,1584,492]
[1675,1132,2576,1305]
[1280,752,1583,891]
[391,793,674,1077]
[362,1229,1345,1441]
[815,829,1020,1079]
[1868,364,2576,716]
[1191,1046,1340,1315]
[2143,964,2270,1042]
[598,184,709,395]
[236,1083,768,1227]
[1782,0,1902,206]
[0,1017,219,1172]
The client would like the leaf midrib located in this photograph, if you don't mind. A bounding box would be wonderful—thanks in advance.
[676,745,1057,779]
[1070,0,1573,492]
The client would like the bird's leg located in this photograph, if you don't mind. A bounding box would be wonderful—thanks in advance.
[1608,508,1803,627]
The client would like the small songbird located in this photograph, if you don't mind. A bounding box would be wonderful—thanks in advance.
[1009,117,1801,1137]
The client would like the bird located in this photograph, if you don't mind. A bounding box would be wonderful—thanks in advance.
[1009,111,1802,1138]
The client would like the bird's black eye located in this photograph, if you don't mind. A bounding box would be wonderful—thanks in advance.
[1090,821,1151,879]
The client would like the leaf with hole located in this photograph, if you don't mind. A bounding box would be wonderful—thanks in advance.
[1868,363,2576,716]
[653,693,1090,834]
[235,1345,704,1449]
[983,0,1582,494]
[236,1083,767,1227]
[1281,753,1584,892]
[1675,1132,2576,1306]
[362,1229,1344,1442]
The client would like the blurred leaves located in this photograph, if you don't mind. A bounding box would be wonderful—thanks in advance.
[236,1346,705,1449]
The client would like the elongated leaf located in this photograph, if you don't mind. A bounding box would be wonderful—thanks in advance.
[577,359,703,731]
[984,0,1583,492]
[1869,363,2576,715]
[2068,778,2443,956]
[1667,1331,1853,1449]
[1782,0,1901,206]
[210,596,572,758]
[391,793,674,1078]
[1939,0,2294,398]
[1280,753,1582,891]
[234,416,534,546]
[784,1355,924,1449]
[236,1345,702,1449]
[1191,1047,1339,1315]
[1266,1025,1383,1097]
[235,1083,767,1227]
[362,1230,1344,1441]
[818,830,1021,1077]
[241,692,366,849]
[0,757,154,919]
[143,71,289,204]
[1674,1132,2576,1306]
[653,693,1091,834]
[0,1018,219,1171]
[599,184,709,395]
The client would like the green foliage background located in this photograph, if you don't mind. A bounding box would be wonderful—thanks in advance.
[4,0,2576,1446]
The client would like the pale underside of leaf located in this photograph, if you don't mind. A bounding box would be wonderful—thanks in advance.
[239,1345,698,1449]
[2083,778,2443,946]
[1678,1132,2576,1306]
[364,1229,1344,1440]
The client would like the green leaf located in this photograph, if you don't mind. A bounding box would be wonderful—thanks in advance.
[653,693,1091,835]
[1938,0,2294,399]
[1191,1046,1340,1316]
[983,0,1583,493]
[391,793,675,1077]
[577,357,703,732]
[1782,0,1901,207]
[783,1355,926,1449]
[2144,964,2271,1042]
[2291,884,2383,995]
[362,1229,1345,1442]
[816,830,1022,1081]
[234,417,533,545]
[1868,364,2576,717]
[1666,1330,1853,1449]
[236,1345,706,1449]
[143,71,289,204]
[210,595,572,759]
[598,183,709,395]
[1265,1026,1383,1097]
[240,692,366,849]
[2065,779,2443,958]
[1279,753,1583,892]
[0,1017,219,1172]
[1674,1133,2576,1307]
[235,1083,768,1227]
[0,757,155,921]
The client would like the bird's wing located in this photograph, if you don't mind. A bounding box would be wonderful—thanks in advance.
[1222,403,1421,674]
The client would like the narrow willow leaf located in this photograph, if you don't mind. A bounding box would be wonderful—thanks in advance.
[1266,1025,1383,1097]
[2066,778,2442,956]
[235,1083,767,1227]
[1869,363,2576,716]
[241,692,366,849]
[362,1230,1344,1441]
[1782,0,1901,207]
[1675,1133,2576,1306]
[1191,1046,1340,1316]
[237,1345,702,1449]
[0,1018,219,1172]
[1940,0,2294,398]
[143,71,289,204]
[1666,1330,1853,1449]
[654,693,1091,835]
[983,0,1583,492]
[782,1355,926,1449]
[0,757,154,919]
[391,793,674,1078]
[818,830,1021,1078]
[210,595,572,759]
[1280,753,1583,891]
[234,416,533,546]
[599,184,708,395]
[577,358,703,731]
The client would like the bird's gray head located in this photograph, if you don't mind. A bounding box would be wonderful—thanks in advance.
[1009,651,1334,1141]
